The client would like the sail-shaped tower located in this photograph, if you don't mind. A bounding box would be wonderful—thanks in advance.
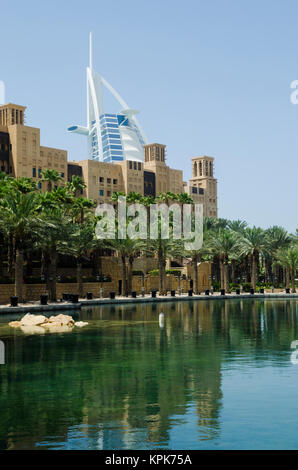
[68,33,147,163]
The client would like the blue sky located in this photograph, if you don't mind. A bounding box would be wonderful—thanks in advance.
[1,0,298,232]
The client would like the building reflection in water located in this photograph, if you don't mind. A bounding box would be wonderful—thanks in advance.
[0,298,297,449]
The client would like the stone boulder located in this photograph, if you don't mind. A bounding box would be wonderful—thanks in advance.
[47,314,75,326]
[20,314,48,326]
[9,321,22,328]
[75,321,88,327]
[9,313,76,334]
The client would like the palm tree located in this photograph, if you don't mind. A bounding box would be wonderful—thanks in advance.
[126,192,143,204]
[106,237,146,296]
[184,215,210,294]
[208,229,239,292]
[67,175,86,198]
[41,169,62,192]
[71,197,95,224]
[275,245,298,293]
[0,191,39,301]
[148,210,185,295]
[155,191,178,207]
[11,177,37,194]
[228,219,248,282]
[65,223,95,298]
[36,201,71,301]
[265,226,292,285]
[238,227,267,290]
[228,219,248,233]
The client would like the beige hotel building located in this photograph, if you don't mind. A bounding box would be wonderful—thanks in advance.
[0,102,218,217]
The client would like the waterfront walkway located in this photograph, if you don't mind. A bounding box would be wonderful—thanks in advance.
[0,291,297,315]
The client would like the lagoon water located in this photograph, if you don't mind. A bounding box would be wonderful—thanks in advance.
[0,298,298,450]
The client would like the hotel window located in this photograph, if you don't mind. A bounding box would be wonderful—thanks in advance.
[113,178,117,184]
[60,172,64,178]
[32,167,36,178]
[107,178,111,184]
[99,189,104,196]
[99,177,104,183]
[38,168,42,178]
[138,162,141,170]
[129,161,132,169]
[133,162,137,170]
[38,182,42,189]
[107,190,111,197]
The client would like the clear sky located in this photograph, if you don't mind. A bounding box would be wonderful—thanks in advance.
[1,0,297,232]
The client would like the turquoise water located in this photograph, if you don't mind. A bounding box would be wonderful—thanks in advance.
[0,298,298,450]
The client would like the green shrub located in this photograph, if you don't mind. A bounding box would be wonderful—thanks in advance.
[148,269,159,276]
[166,269,182,275]
[212,281,220,292]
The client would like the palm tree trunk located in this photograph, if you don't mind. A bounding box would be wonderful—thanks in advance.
[127,256,133,294]
[224,262,229,293]
[220,257,224,290]
[251,253,257,290]
[48,245,57,302]
[25,251,33,276]
[285,267,290,289]
[121,255,127,296]
[158,249,166,295]
[41,250,46,278]
[7,234,13,275]
[231,260,236,283]
[77,260,83,298]
[291,268,296,293]
[15,247,23,301]
[91,247,102,276]
[192,253,199,294]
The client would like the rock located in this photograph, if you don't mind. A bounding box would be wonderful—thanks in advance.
[75,321,88,327]
[47,314,74,326]
[20,313,48,326]
[9,321,22,327]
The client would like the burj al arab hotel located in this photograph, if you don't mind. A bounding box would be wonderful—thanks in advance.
[68,33,148,163]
